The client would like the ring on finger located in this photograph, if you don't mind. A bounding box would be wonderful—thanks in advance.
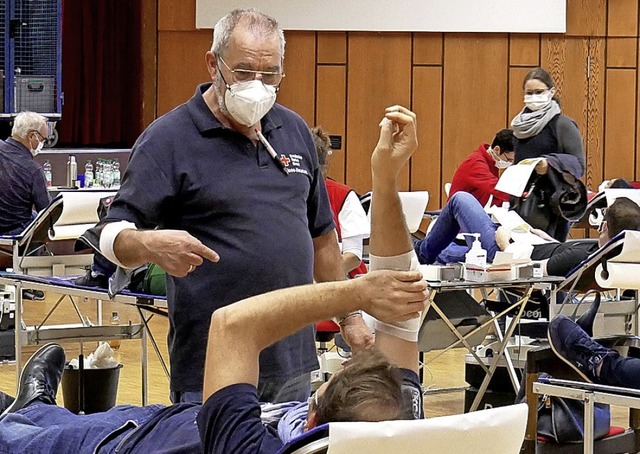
[188,264,195,273]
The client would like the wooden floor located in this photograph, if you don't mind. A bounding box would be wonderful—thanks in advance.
[0,290,630,428]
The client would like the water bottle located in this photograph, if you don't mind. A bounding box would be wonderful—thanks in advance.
[112,160,121,187]
[66,155,78,187]
[95,160,103,188]
[43,160,52,187]
[103,161,113,188]
[84,160,94,188]
[109,311,121,350]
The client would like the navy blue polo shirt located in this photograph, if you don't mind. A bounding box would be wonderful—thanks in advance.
[0,138,50,234]
[106,83,335,392]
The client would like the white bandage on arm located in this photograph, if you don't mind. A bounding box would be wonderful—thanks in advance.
[368,250,423,341]
[99,221,139,269]
[341,236,363,261]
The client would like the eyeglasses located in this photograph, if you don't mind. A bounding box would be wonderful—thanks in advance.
[29,130,50,146]
[217,56,284,87]
[524,88,550,96]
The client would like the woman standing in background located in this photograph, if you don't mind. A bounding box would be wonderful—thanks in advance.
[510,67,586,241]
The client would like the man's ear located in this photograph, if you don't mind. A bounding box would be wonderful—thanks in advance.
[493,145,501,155]
[304,410,320,432]
[205,51,218,79]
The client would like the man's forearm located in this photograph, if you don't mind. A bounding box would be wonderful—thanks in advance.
[112,228,152,268]
[313,229,346,282]
[370,177,413,258]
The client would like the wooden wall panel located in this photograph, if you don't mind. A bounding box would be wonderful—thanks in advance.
[541,38,590,142]
[159,0,196,31]
[509,35,540,67]
[157,31,211,116]
[607,0,638,37]
[565,0,606,37]
[604,69,636,181]
[277,32,317,126]
[413,34,443,66]
[141,0,158,129]
[607,38,637,68]
[508,67,531,127]
[586,38,605,189]
[346,33,412,193]
[317,32,346,64]
[411,67,442,209]
[441,34,508,187]
[316,66,347,182]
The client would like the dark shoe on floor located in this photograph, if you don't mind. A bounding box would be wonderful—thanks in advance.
[1,343,65,415]
[75,270,109,289]
[22,289,45,301]
[576,292,601,337]
[548,314,610,383]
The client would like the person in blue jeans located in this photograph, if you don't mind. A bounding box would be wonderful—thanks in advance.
[413,192,640,277]
[0,106,427,453]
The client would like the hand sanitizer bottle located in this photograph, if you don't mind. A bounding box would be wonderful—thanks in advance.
[464,233,487,267]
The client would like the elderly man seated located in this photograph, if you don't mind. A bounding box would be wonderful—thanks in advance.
[0,106,428,453]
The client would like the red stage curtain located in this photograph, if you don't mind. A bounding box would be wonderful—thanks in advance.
[57,0,142,147]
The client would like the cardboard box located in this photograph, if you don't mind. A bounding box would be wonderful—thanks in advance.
[463,263,512,282]
[419,263,462,282]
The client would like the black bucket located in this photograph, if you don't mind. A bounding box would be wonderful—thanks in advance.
[61,363,122,414]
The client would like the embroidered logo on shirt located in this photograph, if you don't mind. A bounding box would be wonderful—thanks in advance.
[279,154,309,176]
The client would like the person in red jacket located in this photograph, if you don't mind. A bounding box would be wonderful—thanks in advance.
[312,126,369,278]
[449,129,515,207]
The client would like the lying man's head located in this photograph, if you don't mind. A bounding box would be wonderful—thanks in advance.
[305,349,412,430]
[600,197,640,246]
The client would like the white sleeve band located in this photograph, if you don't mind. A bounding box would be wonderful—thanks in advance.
[368,250,423,342]
[99,221,139,269]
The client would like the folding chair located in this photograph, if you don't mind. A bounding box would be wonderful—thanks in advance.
[280,403,528,454]
[523,336,640,453]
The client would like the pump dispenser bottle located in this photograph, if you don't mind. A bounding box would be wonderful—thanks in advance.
[464,233,487,267]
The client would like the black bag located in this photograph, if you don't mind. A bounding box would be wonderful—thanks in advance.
[513,180,553,232]
[537,391,611,443]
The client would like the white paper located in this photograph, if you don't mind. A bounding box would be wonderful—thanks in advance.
[494,158,542,197]
[327,403,527,454]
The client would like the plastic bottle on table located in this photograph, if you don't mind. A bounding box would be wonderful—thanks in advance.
[84,160,94,188]
[43,160,52,187]
[112,160,121,187]
[109,311,121,350]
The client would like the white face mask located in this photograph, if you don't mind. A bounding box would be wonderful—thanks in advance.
[488,147,512,169]
[223,80,277,127]
[524,91,553,111]
[30,137,44,156]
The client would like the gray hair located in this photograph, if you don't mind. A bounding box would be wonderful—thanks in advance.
[12,111,47,139]
[212,8,285,61]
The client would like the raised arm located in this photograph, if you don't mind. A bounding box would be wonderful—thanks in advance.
[369,106,422,373]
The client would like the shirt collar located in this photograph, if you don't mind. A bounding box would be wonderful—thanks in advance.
[187,83,283,136]
[6,137,32,157]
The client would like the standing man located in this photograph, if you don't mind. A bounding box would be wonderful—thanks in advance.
[0,111,50,235]
[449,128,515,207]
[97,8,371,404]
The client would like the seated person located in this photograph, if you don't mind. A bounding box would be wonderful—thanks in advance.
[549,314,640,389]
[413,191,640,276]
[0,112,50,236]
[0,106,427,453]
[449,128,515,207]
[312,126,369,277]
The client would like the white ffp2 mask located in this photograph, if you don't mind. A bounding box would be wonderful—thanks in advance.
[224,80,277,127]
[524,92,552,111]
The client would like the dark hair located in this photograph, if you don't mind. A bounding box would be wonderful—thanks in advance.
[311,126,331,175]
[315,349,411,425]
[604,197,640,238]
[523,67,561,107]
[491,128,515,153]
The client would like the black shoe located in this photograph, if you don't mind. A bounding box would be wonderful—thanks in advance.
[22,289,45,301]
[548,315,610,383]
[1,343,66,415]
[75,270,109,289]
[576,292,601,337]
